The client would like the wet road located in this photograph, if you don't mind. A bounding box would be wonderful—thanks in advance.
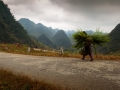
[0,52,120,90]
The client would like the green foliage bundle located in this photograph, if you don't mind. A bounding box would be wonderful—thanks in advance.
[72,29,110,57]
[91,30,110,45]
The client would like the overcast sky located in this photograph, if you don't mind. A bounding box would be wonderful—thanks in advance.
[4,0,120,32]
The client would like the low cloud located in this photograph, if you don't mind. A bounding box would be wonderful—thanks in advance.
[3,0,120,32]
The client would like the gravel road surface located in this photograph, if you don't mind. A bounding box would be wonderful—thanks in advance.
[0,52,120,90]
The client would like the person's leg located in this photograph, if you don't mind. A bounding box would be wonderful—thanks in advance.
[82,53,86,60]
[89,53,93,61]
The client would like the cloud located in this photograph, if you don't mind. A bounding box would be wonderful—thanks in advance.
[4,0,36,5]
[3,0,120,32]
[49,0,120,31]
[50,0,120,16]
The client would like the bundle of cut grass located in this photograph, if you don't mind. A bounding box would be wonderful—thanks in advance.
[72,29,110,57]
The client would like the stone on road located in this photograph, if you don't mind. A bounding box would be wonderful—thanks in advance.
[0,52,120,90]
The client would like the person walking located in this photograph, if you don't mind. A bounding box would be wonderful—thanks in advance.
[82,40,94,61]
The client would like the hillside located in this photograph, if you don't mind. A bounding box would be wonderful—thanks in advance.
[38,34,56,49]
[98,23,120,54]
[0,1,34,45]
[108,24,120,52]
[18,18,55,38]
[51,30,72,49]
[19,18,74,49]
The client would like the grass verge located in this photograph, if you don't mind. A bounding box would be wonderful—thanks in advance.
[0,68,70,90]
[0,44,120,60]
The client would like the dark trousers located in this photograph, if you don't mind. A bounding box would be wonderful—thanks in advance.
[82,52,93,60]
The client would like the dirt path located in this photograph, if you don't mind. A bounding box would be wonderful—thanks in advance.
[0,52,120,90]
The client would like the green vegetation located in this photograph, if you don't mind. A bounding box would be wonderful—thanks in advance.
[0,68,70,90]
[72,29,110,57]
[0,0,34,45]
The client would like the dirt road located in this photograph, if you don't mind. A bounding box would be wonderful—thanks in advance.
[0,52,120,90]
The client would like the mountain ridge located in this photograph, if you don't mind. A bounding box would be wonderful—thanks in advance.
[98,23,120,54]
[19,18,73,49]
[18,18,54,38]
[0,1,34,45]
[38,34,56,49]
[51,30,72,49]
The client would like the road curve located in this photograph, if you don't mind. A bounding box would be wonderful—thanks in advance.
[0,52,120,90]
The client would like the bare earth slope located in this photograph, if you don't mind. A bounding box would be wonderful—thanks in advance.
[0,52,120,90]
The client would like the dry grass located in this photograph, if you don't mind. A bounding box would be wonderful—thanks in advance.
[0,68,70,90]
[0,43,120,60]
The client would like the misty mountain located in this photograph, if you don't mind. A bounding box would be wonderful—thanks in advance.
[18,18,73,49]
[51,30,72,49]
[65,30,75,37]
[86,30,94,34]
[18,18,55,38]
[38,34,56,49]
